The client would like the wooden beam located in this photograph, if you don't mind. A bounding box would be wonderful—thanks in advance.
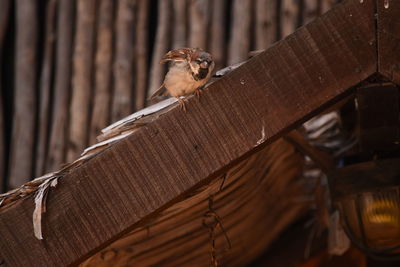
[377,0,400,84]
[0,0,376,266]
[81,139,307,266]
[284,130,335,172]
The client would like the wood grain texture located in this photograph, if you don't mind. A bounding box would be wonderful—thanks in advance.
[89,0,114,144]
[81,139,307,266]
[0,0,10,192]
[0,1,376,265]
[112,0,136,122]
[8,0,38,188]
[35,0,57,176]
[46,0,74,173]
[67,0,97,162]
[377,0,400,84]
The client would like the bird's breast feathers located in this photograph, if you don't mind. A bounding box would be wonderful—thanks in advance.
[164,63,209,97]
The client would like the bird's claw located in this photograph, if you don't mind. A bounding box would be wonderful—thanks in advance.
[194,88,203,100]
[178,98,187,112]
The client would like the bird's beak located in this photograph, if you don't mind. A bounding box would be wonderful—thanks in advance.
[200,61,209,68]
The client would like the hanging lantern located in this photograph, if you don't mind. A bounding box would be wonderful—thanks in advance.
[329,158,400,259]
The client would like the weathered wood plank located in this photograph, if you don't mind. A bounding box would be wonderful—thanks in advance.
[8,0,38,188]
[0,1,376,265]
[377,0,400,84]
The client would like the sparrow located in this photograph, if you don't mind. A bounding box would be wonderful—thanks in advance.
[149,48,215,111]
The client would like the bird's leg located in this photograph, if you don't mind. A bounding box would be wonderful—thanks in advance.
[194,87,203,100]
[177,97,187,112]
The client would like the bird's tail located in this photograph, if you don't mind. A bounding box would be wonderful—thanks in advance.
[148,83,167,100]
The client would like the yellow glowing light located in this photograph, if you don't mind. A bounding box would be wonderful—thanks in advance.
[363,198,399,225]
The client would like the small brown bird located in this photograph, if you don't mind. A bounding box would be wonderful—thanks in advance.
[149,48,215,111]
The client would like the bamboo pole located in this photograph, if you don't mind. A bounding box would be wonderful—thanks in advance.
[304,0,319,25]
[35,0,57,176]
[255,0,277,50]
[135,0,149,110]
[8,0,38,188]
[281,0,298,38]
[321,0,336,14]
[67,0,97,162]
[46,0,74,172]
[112,0,136,122]
[210,0,226,70]
[172,0,187,49]
[0,0,10,192]
[148,0,171,96]
[228,0,252,65]
[189,0,210,49]
[89,0,114,144]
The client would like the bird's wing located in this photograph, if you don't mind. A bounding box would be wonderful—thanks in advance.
[148,83,169,100]
[159,48,194,64]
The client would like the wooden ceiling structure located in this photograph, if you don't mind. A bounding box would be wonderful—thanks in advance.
[1,0,400,266]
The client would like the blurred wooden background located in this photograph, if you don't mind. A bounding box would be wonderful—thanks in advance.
[0,0,338,192]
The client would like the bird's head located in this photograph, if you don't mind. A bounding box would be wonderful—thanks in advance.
[188,49,214,81]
